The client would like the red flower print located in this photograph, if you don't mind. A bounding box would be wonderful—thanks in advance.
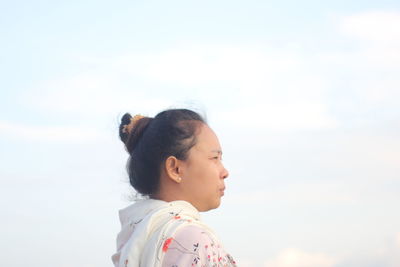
[162,237,174,252]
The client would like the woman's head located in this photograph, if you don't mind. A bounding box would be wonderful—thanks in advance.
[119,108,229,211]
[119,109,205,195]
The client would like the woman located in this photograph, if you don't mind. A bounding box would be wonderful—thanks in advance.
[112,109,237,267]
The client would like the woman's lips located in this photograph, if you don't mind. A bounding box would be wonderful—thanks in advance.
[219,187,225,196]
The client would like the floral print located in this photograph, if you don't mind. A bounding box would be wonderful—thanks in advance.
[163,238,174,252]
[161,225,237,267]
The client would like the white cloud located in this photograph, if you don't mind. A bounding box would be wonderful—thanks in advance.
[264,248,336,267]
[24,73,172,116]
[25,43,337,132]
[314,10,400,110]
[225,181,359,207]
[339,10,400,44]
[0,120,106,143]
[115,44,280,87]
[215,101,338,131]
[23,13,400,131]
[395,232,400,248]
[386,232,400,267]
[337,232,400,267]
[336,10,400,69]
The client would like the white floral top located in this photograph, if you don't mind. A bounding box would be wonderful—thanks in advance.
[112,199,237,267]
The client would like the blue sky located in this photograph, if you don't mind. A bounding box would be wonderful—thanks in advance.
[1,1,400,266]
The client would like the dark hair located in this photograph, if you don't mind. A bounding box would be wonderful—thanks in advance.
[119,109,206,196]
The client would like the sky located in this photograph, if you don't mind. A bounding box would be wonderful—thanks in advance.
[1,0,400,266]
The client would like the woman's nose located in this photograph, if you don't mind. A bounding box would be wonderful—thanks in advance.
[221,165,229,179]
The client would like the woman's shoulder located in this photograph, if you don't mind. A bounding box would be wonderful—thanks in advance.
[161,225,237,267]
[171,224,220,250]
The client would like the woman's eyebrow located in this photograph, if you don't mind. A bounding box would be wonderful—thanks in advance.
[211,149,223,155]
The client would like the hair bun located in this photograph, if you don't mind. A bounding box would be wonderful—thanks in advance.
[119,113,133,145]
[121,113,133,126]
[119,112,152,154]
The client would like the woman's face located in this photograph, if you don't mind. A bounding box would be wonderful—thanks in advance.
[179,123,229,212]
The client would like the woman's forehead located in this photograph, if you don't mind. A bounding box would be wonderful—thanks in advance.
[195,124,222,151]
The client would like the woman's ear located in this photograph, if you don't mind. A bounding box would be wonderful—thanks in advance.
[164,156,182,183]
